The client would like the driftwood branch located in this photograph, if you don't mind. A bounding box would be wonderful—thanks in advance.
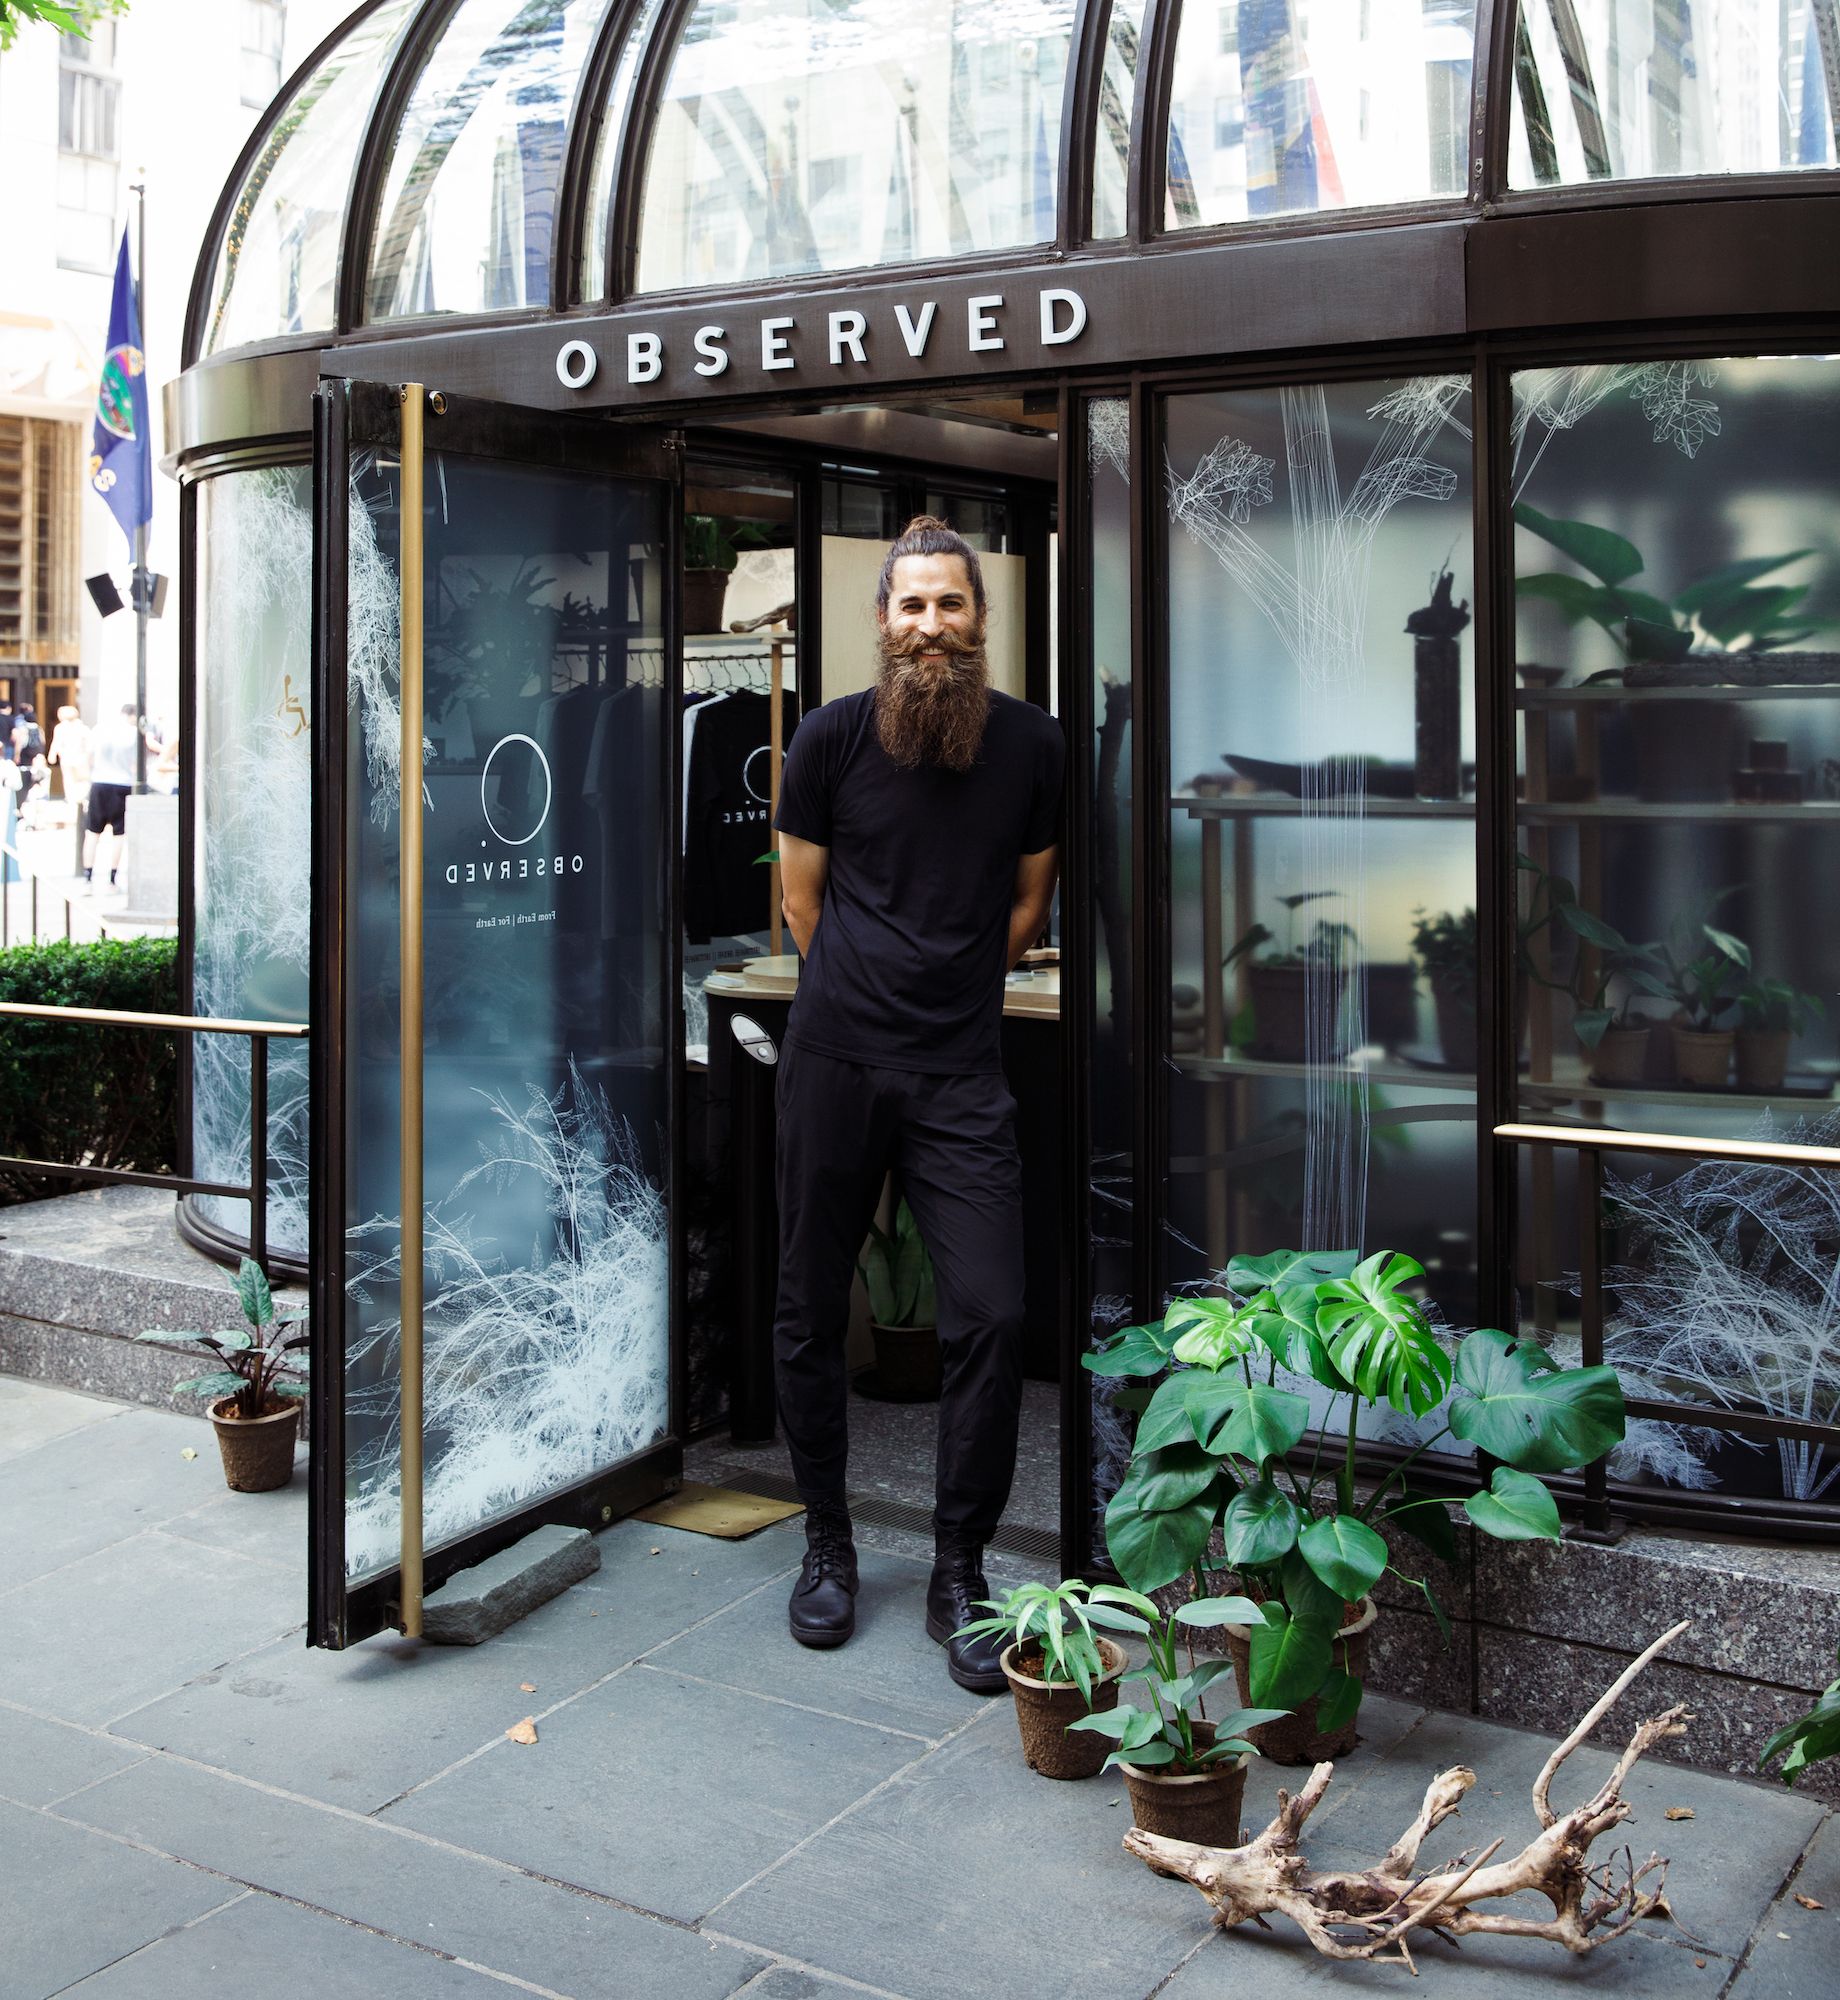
[1124,1623,1695,1968]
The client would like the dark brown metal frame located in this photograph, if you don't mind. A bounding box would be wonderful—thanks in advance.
[307,376,686,1647]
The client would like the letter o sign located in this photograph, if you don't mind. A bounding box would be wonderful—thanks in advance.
[556,339,598,390]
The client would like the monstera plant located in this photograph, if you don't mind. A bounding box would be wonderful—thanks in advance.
[1088,1248,1626,1742]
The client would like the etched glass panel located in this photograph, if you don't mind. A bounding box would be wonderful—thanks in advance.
[1163,376,1478,1452]
[1508,0,1838,187]
[342,448,669,1581]
[201,0,416,355]
[192,464,313,1260]
[637,0,1077,292]
[1164,0,1476,229]
[365,0,614,321]
[1091,0,1148,238]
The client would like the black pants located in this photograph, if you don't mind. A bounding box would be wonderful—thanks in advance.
[772,1040,1025,1545]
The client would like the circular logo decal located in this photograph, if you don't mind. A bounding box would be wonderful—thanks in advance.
[480,733,553,846]
[96,344,144,441]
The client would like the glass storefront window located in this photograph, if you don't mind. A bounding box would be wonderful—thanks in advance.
[192,464,314,1260]
[1162,376,1478,1450]
[636,0,1077,292]
[365,0,615,321]
[1091,0,1148,239]
[1509,0,1838,187]
[1164,0,1476,230]
[201,0,416,355]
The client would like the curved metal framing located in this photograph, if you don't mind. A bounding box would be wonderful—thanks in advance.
[1057,0,1107,254]
[1124,0,1170,241]
[604,0,696,304]
[181,0,401,370]
[335,0,462,334]
[552,0,649,308]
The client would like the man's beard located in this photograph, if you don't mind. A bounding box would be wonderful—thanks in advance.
[873,625,991,773]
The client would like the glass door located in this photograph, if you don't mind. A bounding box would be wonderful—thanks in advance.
[309,380,680,1647]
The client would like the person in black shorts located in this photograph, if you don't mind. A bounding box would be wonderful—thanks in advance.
[86,779,129,839]
[772,517,1064,1690]
[83,702,140,890]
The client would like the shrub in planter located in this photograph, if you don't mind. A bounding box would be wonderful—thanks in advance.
[1736,978,1824,1093]
[856,1196,939,1398]
[1088,1247,1626,1763]
[0,935,178,1206]
[955,1578,1138,1780]
[138,1258,308,1492]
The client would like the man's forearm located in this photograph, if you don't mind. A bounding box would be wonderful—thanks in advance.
[784,899,820,959]
[1006,897,1052,970]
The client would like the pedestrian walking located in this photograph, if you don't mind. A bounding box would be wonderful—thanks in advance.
[83,703,139,891]
[771,516,1064,1691]
[48,706,93,810]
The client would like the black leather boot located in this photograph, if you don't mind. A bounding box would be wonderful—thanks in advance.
[925,1541,1007,1693]
[788,1498,858,1648]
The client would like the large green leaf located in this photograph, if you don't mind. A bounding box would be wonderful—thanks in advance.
[1281,1549,1347,1632]
[1381,1489,1457,1563]
[174,1370,248,1400]
[1184,1369,1249,1449]
[1217,1383,1310,1465]
[1225,1248,1360,1294]
[1464,1466,1563,1542]
[1243,1286,1349,1389]
[1313,1667,1363,1733]
[1760,1661,1840,1785]
[1315,1250,1453,1417]
[1082,1319,1178,1378]
[1448,1328,1625,1473]
[1248,1607,1333,1709]
[1173,1594,1266,1630]
[1298,1514,1389,1600]
[1224,1478,1302,1567]
[1167,1295,1262,1371]
[1515,572,1623,628]
[1132,1373,1199,1455]
[1103,1484,1215,1594]
[1513,502,1644,586]
[1673,550,1812,614]
[1134,1441,1220,1513]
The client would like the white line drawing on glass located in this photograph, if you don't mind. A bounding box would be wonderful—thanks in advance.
[342,1061,669,1579]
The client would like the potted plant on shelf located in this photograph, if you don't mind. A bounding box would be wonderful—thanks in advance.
[954,1577,1138,1780]
[138,1258,308,1492]
[1226,892,1356,1066]
[1655,905,1751,1088]
[1067,1593,1287,1842]
[1087,1246,1625,1764]
[683,515,772,635]
[1736,978,1826,1093]
[856,1196,939,1400]
[1411,907,1477,1070]
[1519,856,1665,1085]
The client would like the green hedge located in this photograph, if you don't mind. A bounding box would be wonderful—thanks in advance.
[0,937,180,1206]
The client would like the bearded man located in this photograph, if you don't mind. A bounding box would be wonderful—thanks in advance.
[770,516,1064,1690]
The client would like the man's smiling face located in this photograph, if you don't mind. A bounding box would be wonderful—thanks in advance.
[879,553,982,667]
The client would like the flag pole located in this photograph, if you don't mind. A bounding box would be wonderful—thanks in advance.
[131,175,148,793]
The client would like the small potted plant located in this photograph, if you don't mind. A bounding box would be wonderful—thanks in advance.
[1227,893,1357,1065]
[683,515,772,634]
[1088,1246,1625,1764]
[138,1258,308,1492]
[1760,1643,1840,1786]
[954,1578,1137,1780]
[857,1197,939,1400]
[1519,857,1664,1085]
[1068,1594,1286,1842]
[1655,905,1750,1087]
[1736,978,1824,1093]
[1411,907,1477,1070]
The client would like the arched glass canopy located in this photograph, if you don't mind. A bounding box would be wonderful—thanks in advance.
[186,0,1840,367]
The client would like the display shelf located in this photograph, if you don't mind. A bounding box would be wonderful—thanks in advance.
[1518,683,1840,707]
[1520,1072,1839,1117]
[1172,792,1475,820]
[1519,799,1840,823]
[1174,1048,1478,1091]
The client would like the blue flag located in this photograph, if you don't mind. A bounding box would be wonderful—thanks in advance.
[89,229,152,552]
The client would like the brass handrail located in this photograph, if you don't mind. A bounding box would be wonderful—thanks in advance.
[1495,1121,1840,1169]
[0,1001,308,1037]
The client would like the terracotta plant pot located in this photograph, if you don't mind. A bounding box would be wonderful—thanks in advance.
[1001,1637,1127,1781]
[1736,1027,1792,1094]
[1584,1023,1649,1086]
[1428,971,1477,1072]
[1119,1720,1250,1845]
[683,568,730,635]
[208,1395,301,1493]
[869,1321,942,1400]
[1248,963,1348,1065]
[1220,1598,1377,1765]
[1671,1025,1735,1089]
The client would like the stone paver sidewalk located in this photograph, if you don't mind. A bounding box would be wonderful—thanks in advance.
[1,1375,1834,1999]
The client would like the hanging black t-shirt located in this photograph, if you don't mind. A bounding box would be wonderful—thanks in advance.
[774,688,1064,1075]
[683,690,799,943]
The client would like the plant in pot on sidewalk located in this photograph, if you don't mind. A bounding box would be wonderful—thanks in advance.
[1087,1247,1626,1765]
[856,1196,939,1400]
[138,1258,308,1492]
[1654,903,1751,1088]
[1066,1592,1287,1843]
[1735,978,1826,1094]
[954,1577,1145,1780]
[1225,892,1357,1066]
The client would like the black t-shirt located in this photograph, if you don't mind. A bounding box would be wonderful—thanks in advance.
[774,688,1064,1074]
